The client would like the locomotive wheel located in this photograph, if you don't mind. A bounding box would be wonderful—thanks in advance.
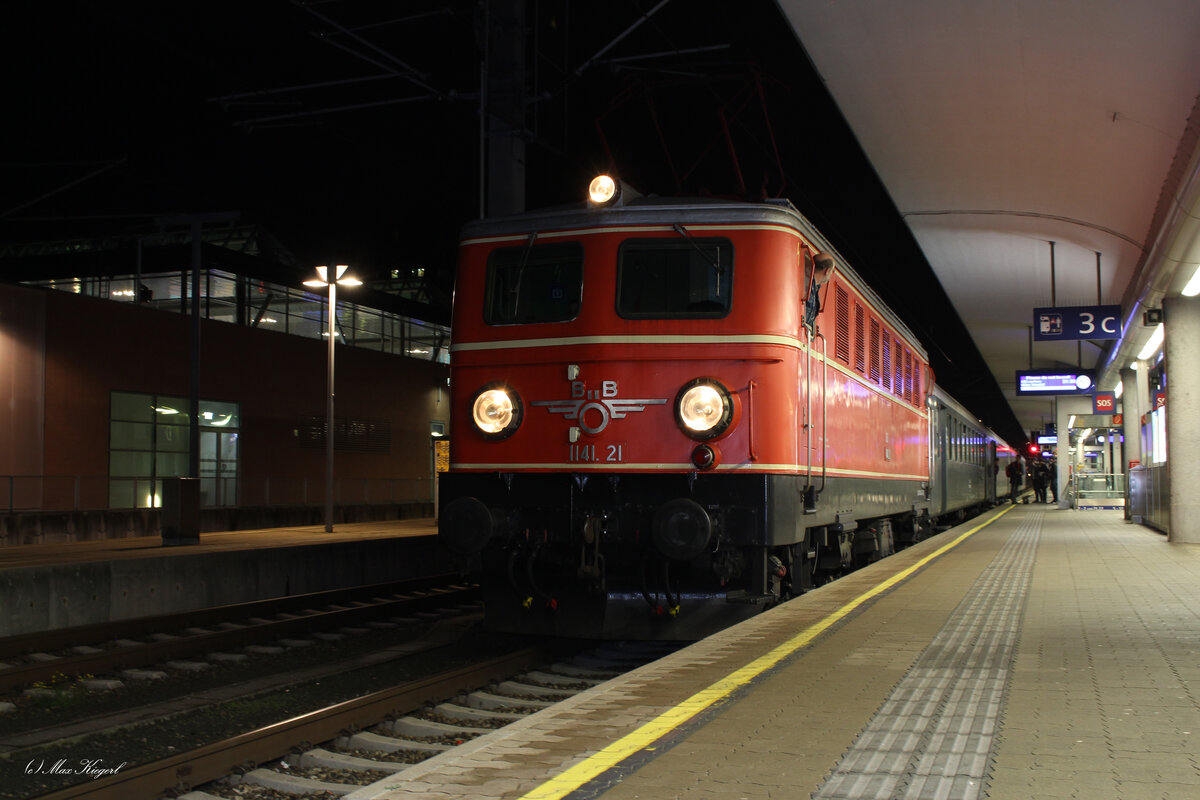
[439,496,493,555]
[652,498,712,560]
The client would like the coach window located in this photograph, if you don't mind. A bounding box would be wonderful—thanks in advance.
[484,242,583,324]
[616,238,733,318]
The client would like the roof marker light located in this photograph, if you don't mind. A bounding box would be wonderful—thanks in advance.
[588,174,619,207]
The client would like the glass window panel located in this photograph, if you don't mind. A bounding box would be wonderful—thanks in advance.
[200,478,217,507]
[108,278,136,303]
[156,452,189,476]
[208,274,237,302]
[143,479,163,509]
[208,298,239,324]
[259,296,288,329]
[112,392,154,422]
[221,432,239,460]
[200,401,239,429]
[109,479,135,509]
[111,421,153,449]
[200,432,218,461]
[153,396,190,422]
[290,309,322,340]
[141,274,182,302]
[157,423,189,451]
[220,478,238,506]
[111,451,152,476]
[354,308,383,349]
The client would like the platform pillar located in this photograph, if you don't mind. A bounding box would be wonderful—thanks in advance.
[1164,296,1200,543]
[1120,367,1142,520]
[1055,395,1092,509]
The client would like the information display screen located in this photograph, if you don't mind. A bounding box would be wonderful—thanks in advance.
[1016,370,1095,396]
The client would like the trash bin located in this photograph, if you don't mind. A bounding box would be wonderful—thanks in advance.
[162,477,200,546]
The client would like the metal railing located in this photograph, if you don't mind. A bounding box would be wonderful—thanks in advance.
[1071,472,1126,509]
[0,475,433,513]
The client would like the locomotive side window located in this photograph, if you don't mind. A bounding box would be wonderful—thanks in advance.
[484,242,583,324]
[616,238,732,318]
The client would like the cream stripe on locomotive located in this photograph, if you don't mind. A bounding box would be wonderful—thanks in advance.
[449,462,931,480]
[451,333,805,352]
[453,333,930,420]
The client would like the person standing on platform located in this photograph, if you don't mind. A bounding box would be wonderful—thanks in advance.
[1006,458,1024,504]
[1032,458,1048,503]
[1048,458,1058,503]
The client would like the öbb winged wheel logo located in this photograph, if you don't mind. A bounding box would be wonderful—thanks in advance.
[532,381,666,435]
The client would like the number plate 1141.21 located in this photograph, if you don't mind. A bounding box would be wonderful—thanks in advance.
[568,443,624,463]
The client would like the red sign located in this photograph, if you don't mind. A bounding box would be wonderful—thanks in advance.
[1093,393,1116,414]
[1129,460,1141,469]
[1155,392,1167,410]
[1113,413,1123,425]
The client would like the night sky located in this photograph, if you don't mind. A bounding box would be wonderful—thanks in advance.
[3,0,1024,445]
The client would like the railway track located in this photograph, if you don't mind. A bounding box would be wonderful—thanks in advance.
[20,642,676,800]
[0,575,479,694]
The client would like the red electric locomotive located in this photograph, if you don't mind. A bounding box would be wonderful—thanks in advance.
[439,177,935,639]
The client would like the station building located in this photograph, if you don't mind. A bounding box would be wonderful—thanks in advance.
[0,223,451,543]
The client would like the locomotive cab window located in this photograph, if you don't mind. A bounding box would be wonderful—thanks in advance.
[484,242,583,325]
[616,238,733,318]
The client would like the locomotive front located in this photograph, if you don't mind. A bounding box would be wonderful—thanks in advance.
[438,184,820,639]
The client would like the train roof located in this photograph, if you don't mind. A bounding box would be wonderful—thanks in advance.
[930,383,1015,450]
[460,196,927,360]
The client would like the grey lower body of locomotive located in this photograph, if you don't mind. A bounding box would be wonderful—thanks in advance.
[438,470,939,639]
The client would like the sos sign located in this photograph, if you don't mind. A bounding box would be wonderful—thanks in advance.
[1033,305,1121,341]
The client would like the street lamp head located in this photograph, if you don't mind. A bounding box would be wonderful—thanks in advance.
[305,264,360,288]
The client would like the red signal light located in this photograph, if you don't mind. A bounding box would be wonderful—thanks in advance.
[1026,443,1040,456]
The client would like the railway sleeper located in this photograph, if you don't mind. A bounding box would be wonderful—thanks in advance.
[466,689,557,710]
[381,715,482,740]
[337,730,452,754]
[496,676,590,695]
[433,700,529,722]
[298,746,412,774]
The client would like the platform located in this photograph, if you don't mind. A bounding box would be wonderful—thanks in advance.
[345,505,1200,800]
[0,519,448,637]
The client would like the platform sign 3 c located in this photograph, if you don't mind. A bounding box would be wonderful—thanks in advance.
[1033,305,1121,341]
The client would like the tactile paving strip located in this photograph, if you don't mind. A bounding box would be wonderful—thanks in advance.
[812,512,1042,800]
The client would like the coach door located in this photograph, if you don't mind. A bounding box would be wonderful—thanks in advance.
[930,401,947,516]
[987,440,998,502]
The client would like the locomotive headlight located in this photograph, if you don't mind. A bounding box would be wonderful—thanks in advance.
[471,384,522,438]
[675,379,734,440]
[587,174,619,206]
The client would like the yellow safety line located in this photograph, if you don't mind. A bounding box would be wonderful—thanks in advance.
[518,503,1017,800]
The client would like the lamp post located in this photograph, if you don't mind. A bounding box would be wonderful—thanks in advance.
[304,265,361,531]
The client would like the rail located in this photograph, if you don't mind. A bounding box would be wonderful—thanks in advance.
[27,647,550,800]
[0,576,479,693]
